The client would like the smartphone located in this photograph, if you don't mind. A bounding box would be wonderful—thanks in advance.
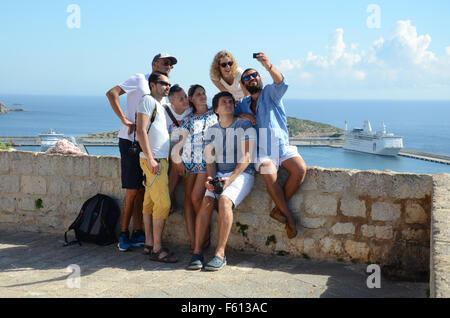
[253,53,260,59]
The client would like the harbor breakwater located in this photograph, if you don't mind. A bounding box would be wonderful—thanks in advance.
[0,149,449,297]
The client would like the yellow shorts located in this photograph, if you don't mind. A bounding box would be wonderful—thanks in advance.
[139,158,171,220]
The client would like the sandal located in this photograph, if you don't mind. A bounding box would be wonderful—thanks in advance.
[149,247,178,263]
[285,221,297,239]
[270,207,287,224]
[142,245,153,255]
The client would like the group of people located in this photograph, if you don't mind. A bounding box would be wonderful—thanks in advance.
[106,51,307,271]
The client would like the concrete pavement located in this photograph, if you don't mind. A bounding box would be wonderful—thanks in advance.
[0,230,428,298]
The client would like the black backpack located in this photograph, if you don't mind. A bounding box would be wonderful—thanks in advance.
[64,194,120,246]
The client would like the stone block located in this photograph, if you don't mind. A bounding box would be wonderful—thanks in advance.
[344,240,370,261]
[66,199,86,215]
[405,201,428,224]
[300,217,326,229]
[331,222,355,235]
[375,225,394,240]
[316,169,351,193]
[0,152,9,172]
[91,157,120,178]
[304,193,337,216]
[0,196,16,212]
[11,153,34,175]
[300,168,318,191]
[18,197,39,211]
[72,179,102,198]
[402,228,427,242]
[341,197,366,218]
[371,202,401,221]
[0,175,20,193]
[37,155,59,176]
[352,171,393,198]
[319,237,343,256]
[62,156,90,177]
[21,176,47,195]
[361,225,375,238]
[48,177,71,196]
[392,174,433,199]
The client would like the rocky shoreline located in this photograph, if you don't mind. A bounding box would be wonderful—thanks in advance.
[0,102,26,114]
[80,117,343,140]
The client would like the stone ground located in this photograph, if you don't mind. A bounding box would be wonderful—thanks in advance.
[0,230,428,298]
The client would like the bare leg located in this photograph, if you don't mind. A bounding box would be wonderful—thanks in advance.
[121,189,138,233]
[215,196,234,259]
[192,196,215,255]
[259,161,295,224]
[131,188,145,231]
[191,172,207,215]
[168,160,181,211]
[183,173,197,250]
[143,214,154,249]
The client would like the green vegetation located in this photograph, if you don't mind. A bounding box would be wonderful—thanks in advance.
[236,222,249,238]
[287,116,343,137]
[0,142,13,150]
[265,235,277,246]
[35,199,43,210]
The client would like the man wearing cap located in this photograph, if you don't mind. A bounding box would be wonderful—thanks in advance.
[106,53,177,252]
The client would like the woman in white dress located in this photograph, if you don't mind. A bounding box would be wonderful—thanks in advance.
[210,50,249,102]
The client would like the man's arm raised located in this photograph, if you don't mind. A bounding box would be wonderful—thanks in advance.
[255,52,283,85]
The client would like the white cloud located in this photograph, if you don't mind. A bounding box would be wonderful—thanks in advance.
[276,20,450,98]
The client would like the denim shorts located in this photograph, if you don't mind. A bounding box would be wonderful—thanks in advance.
[119,138,144,189]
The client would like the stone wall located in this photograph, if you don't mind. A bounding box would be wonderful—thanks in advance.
[0,149,443,283]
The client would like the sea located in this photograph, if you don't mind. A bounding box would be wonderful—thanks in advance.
[1,94,449,174]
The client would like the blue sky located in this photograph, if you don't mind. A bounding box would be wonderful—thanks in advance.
[1,0,450,99]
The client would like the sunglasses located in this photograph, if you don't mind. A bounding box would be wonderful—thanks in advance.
[157,81,171,87]
[220,61,233,68]
[242,72,259,81]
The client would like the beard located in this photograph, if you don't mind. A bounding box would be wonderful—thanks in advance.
[245,81,263,95]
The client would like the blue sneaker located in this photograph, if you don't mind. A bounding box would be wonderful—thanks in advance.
[129,230,145,247]
[117,232,132,252]
[187,254,204,270]
[204,256,227,271]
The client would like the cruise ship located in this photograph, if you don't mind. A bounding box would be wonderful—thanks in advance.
[39,129,64,152]
[343,120,403,156]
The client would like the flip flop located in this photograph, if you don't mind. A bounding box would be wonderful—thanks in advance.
[149,247,178,263]
[270,207,287,224]
[142,245,153,255]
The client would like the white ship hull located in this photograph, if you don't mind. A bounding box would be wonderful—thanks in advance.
[344,135,403,156]
[39,130,64,152]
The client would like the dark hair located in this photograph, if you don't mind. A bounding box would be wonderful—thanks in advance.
[212,91,235,115]
[188,84,205,112]
[168,84,183,98]
[148,71,168,88]
[240,68,256,84]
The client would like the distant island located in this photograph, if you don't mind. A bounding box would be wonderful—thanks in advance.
[0,102,26,114]
[80,117,343,140]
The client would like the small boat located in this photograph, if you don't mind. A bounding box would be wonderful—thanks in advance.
[39,129,64,152]
[343,120,403,156]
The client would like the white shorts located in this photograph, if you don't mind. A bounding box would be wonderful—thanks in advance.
[255,145,302,172]
[205,171,254,208]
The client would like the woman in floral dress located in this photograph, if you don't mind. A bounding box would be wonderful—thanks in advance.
[175,84,218,252]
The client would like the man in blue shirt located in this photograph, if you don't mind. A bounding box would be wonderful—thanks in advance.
[235,52,307,239]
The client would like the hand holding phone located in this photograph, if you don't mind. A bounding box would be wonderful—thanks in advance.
[253,53,260,59]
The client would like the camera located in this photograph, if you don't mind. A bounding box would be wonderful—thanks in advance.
[253,53,260,59]
[209,177,224,195]
[127,141,141,156]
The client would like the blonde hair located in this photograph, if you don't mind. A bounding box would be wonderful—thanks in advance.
[210,50,238,81]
